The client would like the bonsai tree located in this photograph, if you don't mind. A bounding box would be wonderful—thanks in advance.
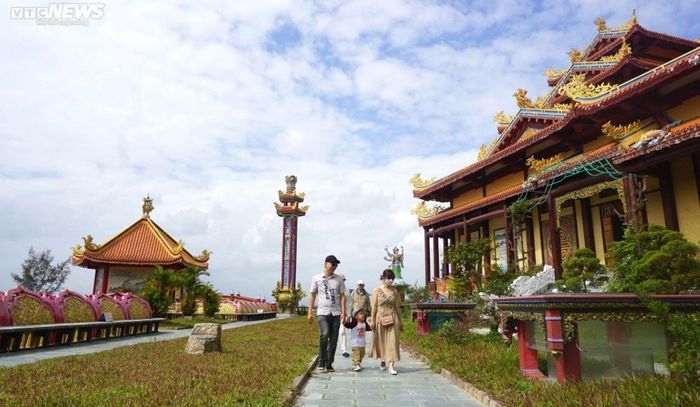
[445,238,491,299]
[556,248,608,293]
[607,224,700,294]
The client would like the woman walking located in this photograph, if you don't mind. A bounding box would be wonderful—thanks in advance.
[369,268,402,375]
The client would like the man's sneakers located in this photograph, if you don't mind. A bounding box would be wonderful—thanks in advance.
[353,365,362,372]
[325,365,335,373]
[316,364,326,371]
[342,351,350,357]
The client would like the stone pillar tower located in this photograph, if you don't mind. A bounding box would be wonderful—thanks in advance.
[272,175,308,313]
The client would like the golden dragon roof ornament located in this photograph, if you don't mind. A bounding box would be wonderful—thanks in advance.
[544,68,567,79]
[600,38,632,62]
[513,89,571,111]
[82,235,101,251]
[595,10,637,33]
[568,48,583,63]
[411,201,445,218]
[478,137,499,161]
[409,173,437,189]
[195,249,211,262]
[601,120,642,140]
[494,111,514,124]
[558,73,617,101]
[526,154,563,173]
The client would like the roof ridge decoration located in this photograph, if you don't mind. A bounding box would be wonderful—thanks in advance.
[410,173,438,189]
[601,120,643,140]
[195,249,211,262]
[411,201,445,218]
[599,37,632,62]
[594,10,637,34]
[557,73,617,101]
[82,235,101,251]
[526,154,563,173]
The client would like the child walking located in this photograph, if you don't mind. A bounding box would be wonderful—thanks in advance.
[343,309,372,371]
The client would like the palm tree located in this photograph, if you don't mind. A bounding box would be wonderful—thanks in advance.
[176,266,210,316]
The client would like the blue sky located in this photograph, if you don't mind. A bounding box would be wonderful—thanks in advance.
[1,0,699,299]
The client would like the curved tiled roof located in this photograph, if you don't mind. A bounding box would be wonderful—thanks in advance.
[414,45,700,201]
[72,217,208,269]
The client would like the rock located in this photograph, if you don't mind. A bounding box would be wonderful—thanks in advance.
[185,323,221,354]
[510,265,555,296]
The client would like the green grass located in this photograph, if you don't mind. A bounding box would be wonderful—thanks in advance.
[0,317,317,407]
[401,319,700,407]
[160,316,231,330]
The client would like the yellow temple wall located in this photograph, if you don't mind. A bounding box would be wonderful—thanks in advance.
[667,93,700,121]
[645,190,665,227]
[533,209,543,266]
[453,187,483,208]
[574,201,585,251]
[589,193,620,264]
[490,215,506,232]
[485,171,524,195]
[591,204,605,264]
[582,136,611,153]
[672,155,700,241]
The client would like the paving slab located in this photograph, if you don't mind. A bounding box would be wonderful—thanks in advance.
[294,331,485,407]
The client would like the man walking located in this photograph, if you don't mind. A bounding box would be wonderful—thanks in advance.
[351,280,371,322]
[307,255,346,373]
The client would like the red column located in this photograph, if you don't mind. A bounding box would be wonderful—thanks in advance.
[424,230,431,286]
[432,235,439,280]
[517,320,544,378]
[545,310,581,383]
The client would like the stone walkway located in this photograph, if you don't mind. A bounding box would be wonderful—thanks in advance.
[294,331,485,407]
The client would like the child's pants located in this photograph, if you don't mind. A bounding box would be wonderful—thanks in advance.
[352,346,365,366]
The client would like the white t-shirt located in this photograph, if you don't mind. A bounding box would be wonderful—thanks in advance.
[309,272,346,316]
[350,322,367,347]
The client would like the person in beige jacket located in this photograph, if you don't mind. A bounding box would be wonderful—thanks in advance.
[351,280,371,322]
[369,268,402,375]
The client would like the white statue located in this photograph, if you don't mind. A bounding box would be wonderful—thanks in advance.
[384,245,404,280]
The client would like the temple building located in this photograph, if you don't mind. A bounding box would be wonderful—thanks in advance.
[72,196,210,294]
[412,12,700,282]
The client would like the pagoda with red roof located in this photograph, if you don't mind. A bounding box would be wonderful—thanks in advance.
[72,196,210,294]
[272,175,308,312]
[412,10,700,282]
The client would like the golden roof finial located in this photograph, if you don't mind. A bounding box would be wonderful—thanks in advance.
[284,175,297,194]
[594,17,608,32]
[568,48,582,63]
[410,173,437,189]
[513,89,535,108]
[142,194,154,217]
[631,9,637,25]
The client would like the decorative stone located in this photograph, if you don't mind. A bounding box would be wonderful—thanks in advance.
[185,323,221,354]
[509,265,555,297]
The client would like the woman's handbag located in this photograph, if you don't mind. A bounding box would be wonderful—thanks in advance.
[380,314,394,326]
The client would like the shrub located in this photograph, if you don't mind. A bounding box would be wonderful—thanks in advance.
[607,225,700,294]
[556,248,608,293]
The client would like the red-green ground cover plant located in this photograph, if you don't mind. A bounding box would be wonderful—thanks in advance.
[401,319,700,407]
[0,316,317,407]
